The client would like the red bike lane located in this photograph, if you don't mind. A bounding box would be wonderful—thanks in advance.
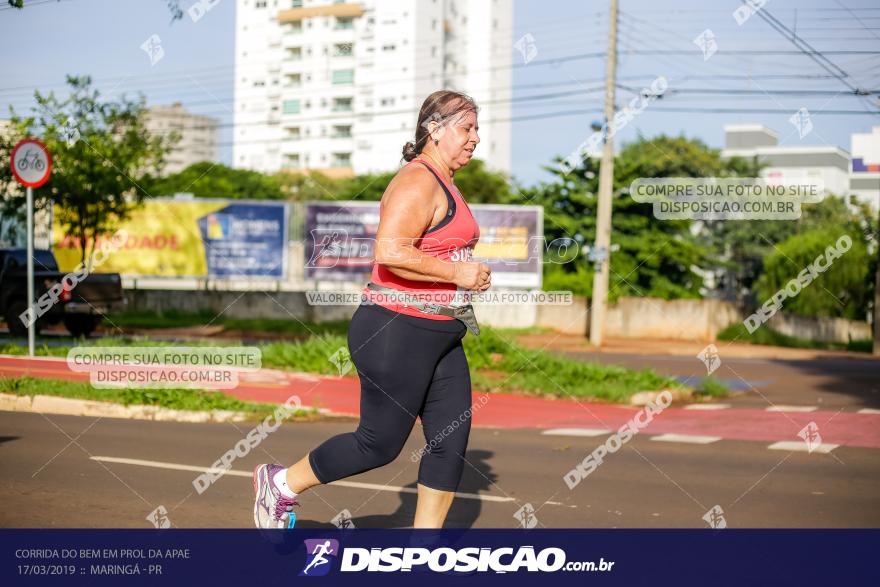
[1,354,878,449]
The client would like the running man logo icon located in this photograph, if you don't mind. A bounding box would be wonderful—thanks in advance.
[140,34,165,66]
[797,421,822,453]
[789,107,813,139]
[702,505,727,529]
[513,503,538,529]
[300,539,339,577]
[692,29,718,61]
[697,344,721,375]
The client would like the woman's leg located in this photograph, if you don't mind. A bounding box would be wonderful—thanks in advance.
[413,342,472,528]
[287,305,454,493]
[414,484,456,528]
[285,455,321,494]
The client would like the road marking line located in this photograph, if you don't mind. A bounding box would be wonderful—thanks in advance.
[683,404,731,410]
[543,501,576,508]
[766,405,817,412]
[90,456,515,503]
[857,408,880,415]
[650,433,721,444]
[767,441,838,454]
[540,428,611,437]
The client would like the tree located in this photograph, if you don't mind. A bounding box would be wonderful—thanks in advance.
[700,187,876,308]
[533,135,743,300]
[8,0,184,19]
[0,75,172,265]
[755,226,871,320]
[143,162,286,200]
[322,157,516,203]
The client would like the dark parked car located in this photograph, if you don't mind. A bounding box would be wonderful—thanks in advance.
[0,248,126,337]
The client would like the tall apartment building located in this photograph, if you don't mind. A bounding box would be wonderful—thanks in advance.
[233,0,513,177]
[145,103,220,175]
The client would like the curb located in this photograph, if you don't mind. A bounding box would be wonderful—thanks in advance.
[0,393,250,423]
[629,388,692,406]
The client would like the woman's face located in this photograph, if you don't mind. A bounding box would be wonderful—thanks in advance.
[432,109,480,170]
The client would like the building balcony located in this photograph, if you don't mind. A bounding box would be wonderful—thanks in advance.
[278,3,364,23]
[279,166,355,179]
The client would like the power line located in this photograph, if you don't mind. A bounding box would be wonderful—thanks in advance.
[740,0,868,96]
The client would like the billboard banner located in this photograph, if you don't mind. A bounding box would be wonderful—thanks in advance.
[304,201,543,288]
[52,199,288,278]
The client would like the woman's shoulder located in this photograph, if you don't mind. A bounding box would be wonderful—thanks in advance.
[386,161,439,197]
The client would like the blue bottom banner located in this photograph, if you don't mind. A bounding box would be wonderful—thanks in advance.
[2,529,877,585]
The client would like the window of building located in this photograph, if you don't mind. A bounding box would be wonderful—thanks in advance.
[332,69,354,85]
[291,0,303,7]
[334,43,353,57]
[286,73,302,87]
[331,152,352,167]
[335,16,354,29]
[283,154,301,169]
[256,0,267,7]
[282,99,301,114]
[287,47,302,60]
[286,127,301,139]
[332,125,352,138]
[333,97,353,111]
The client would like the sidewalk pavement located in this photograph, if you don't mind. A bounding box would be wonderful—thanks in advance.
[515,333,880,361]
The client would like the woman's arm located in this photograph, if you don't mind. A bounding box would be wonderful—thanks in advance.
[373,168,490,291]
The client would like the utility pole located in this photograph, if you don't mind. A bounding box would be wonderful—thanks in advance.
[589,0,619,347]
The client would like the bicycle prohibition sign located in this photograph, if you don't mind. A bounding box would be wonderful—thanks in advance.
[11,139,52,188]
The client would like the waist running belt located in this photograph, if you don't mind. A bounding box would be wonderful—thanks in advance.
[365,282,481,336]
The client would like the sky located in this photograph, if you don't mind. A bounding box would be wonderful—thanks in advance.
[1,0,878,186]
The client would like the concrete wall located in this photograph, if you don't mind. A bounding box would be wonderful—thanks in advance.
[124,288,357,323]
[122,289,870,344]
[603,297,742,341]
[768,312,871,344]
[535,295,589,335]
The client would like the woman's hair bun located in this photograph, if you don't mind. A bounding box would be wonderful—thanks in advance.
[402,141,418,162]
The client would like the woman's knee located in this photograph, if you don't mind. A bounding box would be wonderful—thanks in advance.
[354,428,408,467]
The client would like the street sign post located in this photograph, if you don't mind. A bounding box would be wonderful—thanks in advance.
[10,138,52,356]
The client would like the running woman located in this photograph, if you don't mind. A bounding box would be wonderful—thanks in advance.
[253,90,491,529]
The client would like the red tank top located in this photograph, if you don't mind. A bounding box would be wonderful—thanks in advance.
[364,158,481,320]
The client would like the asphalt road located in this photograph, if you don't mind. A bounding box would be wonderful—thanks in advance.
[560,350,880,411]
[2,411,878,529]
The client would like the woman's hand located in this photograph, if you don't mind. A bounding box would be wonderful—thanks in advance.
[453,261,492,291]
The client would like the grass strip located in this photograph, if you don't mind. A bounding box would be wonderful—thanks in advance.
[0,376,313,420]
[0,327,722,403]
[717,323,871,353]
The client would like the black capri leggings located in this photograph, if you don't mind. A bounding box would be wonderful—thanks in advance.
[308,302,472,492]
